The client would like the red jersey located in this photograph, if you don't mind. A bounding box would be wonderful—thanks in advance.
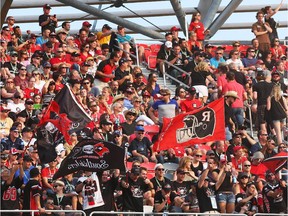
[23,87,41,99]
[97,59,116,83]
[180,98,202,113]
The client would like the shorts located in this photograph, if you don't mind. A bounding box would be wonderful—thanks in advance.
[216,192,235,203]
[257,104,267,124]
[193,85,208,97]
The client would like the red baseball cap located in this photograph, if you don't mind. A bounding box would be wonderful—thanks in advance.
[170,26,181,32]
[233,146,243,152]
[82,21,92,27]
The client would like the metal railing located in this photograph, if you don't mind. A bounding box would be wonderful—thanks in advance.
[89,212,250,216]
[0,209,86,215]
[162,60,191,88]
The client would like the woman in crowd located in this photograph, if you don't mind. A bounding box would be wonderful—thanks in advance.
[173,86,187,108]
[187,31,202,52]
[188,11,209,46]
[88,39,102,57]
[191,61,217,103]
[145,72,161,97]
[177,156,198,181]
[79,43,92,62]
[190,149,204,178]
[263,50,276,71]
[33,94,42,110]
[82,78,100,98]
[42,79,57,106]
[226,50,244,72]
[1,78,23,100]
[110,102,125,124]
[266,84,288,144]
[52,72,64,93]
[270,38,284,60]
[32,69,45,93]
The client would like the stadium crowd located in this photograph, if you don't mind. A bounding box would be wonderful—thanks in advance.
[0,2,288,216]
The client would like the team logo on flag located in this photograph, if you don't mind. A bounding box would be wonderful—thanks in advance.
[176,107,215,143]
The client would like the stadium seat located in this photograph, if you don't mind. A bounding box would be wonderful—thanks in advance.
[150,44,161,53]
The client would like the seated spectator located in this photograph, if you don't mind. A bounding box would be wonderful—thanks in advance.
[263,50,276,71]
[156,41,172,76]
[231,146,248,172]
[226,50,244,72]
[250,151,267,181]
[242,47,258,75]
[179,37,192,58]
[35,29,50,46]
[180,87,202,113]
[41,159,58,195]
[1,126,24,154]
[210,47,226,70]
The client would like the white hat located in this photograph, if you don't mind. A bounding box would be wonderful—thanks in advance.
[165,41,172,48]
[224,91,239,99]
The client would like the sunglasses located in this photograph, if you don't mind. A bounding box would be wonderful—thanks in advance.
[244,165,251,167]
[20,68,26,70]
[249,51,255,52]
[261,134,268,136]
[6,81,13,83]
[233,53,239,55]
[157,168,165,171]
[234,45,240,47]
[216,52,223,55]
[57,51,63,53]
[179,172,186,175]
[44,67,51,69]
[241,176,248,179]
[195,155,202,157]
[90,105,97,107]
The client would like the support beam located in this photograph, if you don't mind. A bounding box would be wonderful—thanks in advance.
[170,0,187,35]
[1,0,13,26]
[206,0,243,39]
[197,0,213,19]
[55,0,165,40]
[201,0,222,29]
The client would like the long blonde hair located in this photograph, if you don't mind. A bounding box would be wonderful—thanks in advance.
[271,84,282,101]
[194,61,209,72]
[178,156,192,170]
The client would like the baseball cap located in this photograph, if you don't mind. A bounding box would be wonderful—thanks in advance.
[71,52,80,57]
[100,119,113,125]
[25,98,34,105]
[82,21,92,27]
[194,51,206,57]
[119,58,129,66]
[131,167,140,175]
[206,150,215,156]
[10,51,18,57]
[205,44,215,48]
[102,24,112,30]
[117,25,124,30]
[0,106,11,112]
[43,62,51,68]
[30,34,37,39]
[238,172,249,179]
[187,87,197,94]
[163,183,172,192]
[43,4,51,9]
[10,126,19,132]
[165,41,173,48]
[81,62,90,67]
[135,125,145,132]
[154,163,163,170]
[170,26,180,32]
[233,146,243,152]
[252,151,264,160]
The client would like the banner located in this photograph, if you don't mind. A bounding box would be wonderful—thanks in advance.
[53,139,126,179]
[153,98,225,152]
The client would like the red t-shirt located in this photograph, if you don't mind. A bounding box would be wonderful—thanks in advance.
[231,157,248,171]
[250,163,268,180]
[97,59,116,83]
[41,167,58,188]
[180,98,202,113]
[222,80,245,108]
[23,87,41,99]
[188,21,205,41]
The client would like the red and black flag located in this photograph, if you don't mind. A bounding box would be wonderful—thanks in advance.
[53,139,125,179]
[36,84,92,163]
[153,98,225,152]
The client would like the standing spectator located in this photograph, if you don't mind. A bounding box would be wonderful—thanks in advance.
[263,170,287,213]
[39,4,57,33]
[14,154,34,188]
[97,24,113,45]
[222,72,247,127]
[252,70,273,131]
[1,161,23,216]
[23,167,45,216]
[6,16,15,33]
[261,0,284,43]
[188,11,210,46]
[252,11,272,53]
[263,51,276,71]
[150,163,172,194]
[57,21,70,35]
[180,87,202,113]
[148,88,178,125]
[0,106,13,138]
[266,85,288,144]
[95,51,119,89]
[120,167,148,212]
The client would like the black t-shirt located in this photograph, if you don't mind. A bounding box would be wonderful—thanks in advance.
[3,62,23,75]
[23,179,43,216]
[121,121,137,136]
[121,176,146,211]
[52,194,72,209]
[253,81,273,106]
[157,48,170,61]
[224,102,234,127]
[191,162,204,177]
[128,136,152,157]
[1,177,23,216]
[154,190,178,212]
[167,52,187,71]
[196,184,218,212]
[38,14,57,33]
[233,70,247,87]
[235,193,258,213]
[150,177,171,193]
[172,181,193,198]
[114,67,130,92]
[217,172,233,192]
[263,181,287,213]
[191,70,210,86]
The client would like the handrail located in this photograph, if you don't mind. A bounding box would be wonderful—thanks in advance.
[160,60,190,88]
[0,209,86,216]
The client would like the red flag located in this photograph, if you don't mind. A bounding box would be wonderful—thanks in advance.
[153,98,225,152]
[38,101,72,144]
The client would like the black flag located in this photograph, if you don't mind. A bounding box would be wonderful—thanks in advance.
[53,84,92,131]
[53,139,125,179]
